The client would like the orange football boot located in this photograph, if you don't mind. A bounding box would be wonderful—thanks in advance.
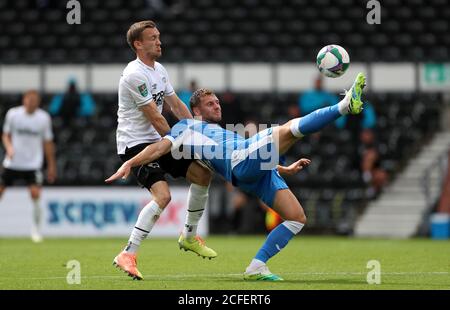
[113,251,143,280]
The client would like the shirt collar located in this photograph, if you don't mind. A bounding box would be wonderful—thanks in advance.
[136,57,155,71]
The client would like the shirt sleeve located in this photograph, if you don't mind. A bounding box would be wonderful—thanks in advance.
[2,109,13,134]
[163,119,189,151]
[43,114,54,141]
[124,72,154,107]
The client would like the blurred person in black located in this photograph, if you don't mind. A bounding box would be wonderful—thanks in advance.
[219,90,246,127]
[49,78,96,124]
[335,100,388,197]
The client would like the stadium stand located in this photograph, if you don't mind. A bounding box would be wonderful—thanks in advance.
[0,91,442,233]
[0,0,448,63]
[0,0,447,233]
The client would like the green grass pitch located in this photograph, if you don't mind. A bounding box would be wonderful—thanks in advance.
[0,236,449,290]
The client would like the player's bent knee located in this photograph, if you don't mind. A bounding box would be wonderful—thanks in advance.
[29,187,41,200]
[155,194,171,208]
[187,163,212,186]
[196,169,212,186]
[289,209,307,224]
[299,213,307,225]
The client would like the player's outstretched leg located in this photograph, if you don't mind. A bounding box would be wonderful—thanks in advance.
[244,189,306,281]
[289,72,366,138]
[274,72,367,156]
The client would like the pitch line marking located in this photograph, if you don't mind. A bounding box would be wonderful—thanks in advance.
[0,271,448,281]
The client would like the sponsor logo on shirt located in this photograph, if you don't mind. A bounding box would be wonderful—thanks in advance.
[152,91,165,106]
[16,128,40,136]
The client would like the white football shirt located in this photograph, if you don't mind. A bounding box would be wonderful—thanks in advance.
[2,106,53,171]
[116,58,175,154]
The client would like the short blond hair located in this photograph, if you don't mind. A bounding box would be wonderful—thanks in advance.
[189,88,215,111]
[126,20,157,52]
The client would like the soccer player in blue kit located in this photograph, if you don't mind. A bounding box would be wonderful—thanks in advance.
[106,73,366,281]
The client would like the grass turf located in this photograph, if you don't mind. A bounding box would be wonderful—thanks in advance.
[0,236,449,290]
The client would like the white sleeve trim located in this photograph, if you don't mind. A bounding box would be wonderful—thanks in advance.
[165,90,175,96]
[163,135,175,144]
[136,98,155,107]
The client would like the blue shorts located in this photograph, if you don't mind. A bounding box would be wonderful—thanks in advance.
[231,127,288,207]
[235,169,288,208]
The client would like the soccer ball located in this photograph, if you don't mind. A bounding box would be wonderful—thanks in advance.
[316,44,350,78]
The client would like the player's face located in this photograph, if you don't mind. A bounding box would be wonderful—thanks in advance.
[23,93,40,113]
[136,27,162,59]
[197,95,222,123]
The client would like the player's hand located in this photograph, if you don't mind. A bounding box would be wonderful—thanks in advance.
[105,162,132,183]
[282,158,311,175]
[6,147,14,160]
[47,164,57,184]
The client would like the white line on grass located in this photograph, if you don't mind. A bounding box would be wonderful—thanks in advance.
[0,271,448,281]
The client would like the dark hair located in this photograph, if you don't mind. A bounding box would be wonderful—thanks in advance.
[189,88,215,111]
[126,20,156,52]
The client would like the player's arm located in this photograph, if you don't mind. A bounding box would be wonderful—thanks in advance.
[44,140,57,183]
[105,139,172,183]
[277,158,311,176]
[164,93,193,120]
[139,101,170,136]
[126,73,172,136]
[1,133,14,159]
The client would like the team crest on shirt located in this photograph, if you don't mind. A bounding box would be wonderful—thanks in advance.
[162,77,167,83]
[138,83,148,97]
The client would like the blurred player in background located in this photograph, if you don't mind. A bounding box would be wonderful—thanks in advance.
[0,90,57,243]
[113,20,215,280]
[107,73,367,280]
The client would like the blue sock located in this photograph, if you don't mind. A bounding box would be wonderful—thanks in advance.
[255,223,295,263]
[295,104,341,136]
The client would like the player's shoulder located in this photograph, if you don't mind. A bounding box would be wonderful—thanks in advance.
[6,106,21,113]
[36,108,52,120]
[5,106,23,117]
[154,61,168,74]
[122,59,147,79]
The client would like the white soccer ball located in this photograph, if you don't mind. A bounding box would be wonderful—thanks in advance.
[316,44,350,78]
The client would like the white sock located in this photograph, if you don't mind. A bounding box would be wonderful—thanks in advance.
[246,258,265,272]
[282,220,305,234]
[125,200,163,253]
[289,118,304,138]
[183,184,209,239]
[31,198,41,236]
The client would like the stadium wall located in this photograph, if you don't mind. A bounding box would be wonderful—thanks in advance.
[0,63,449,93]
[0,187,208,237]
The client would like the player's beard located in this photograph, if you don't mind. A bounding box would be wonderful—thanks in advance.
[146,49,161,61]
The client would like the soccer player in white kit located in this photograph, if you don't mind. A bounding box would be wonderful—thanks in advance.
[0,90,57,243]
[113,21,216,280]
